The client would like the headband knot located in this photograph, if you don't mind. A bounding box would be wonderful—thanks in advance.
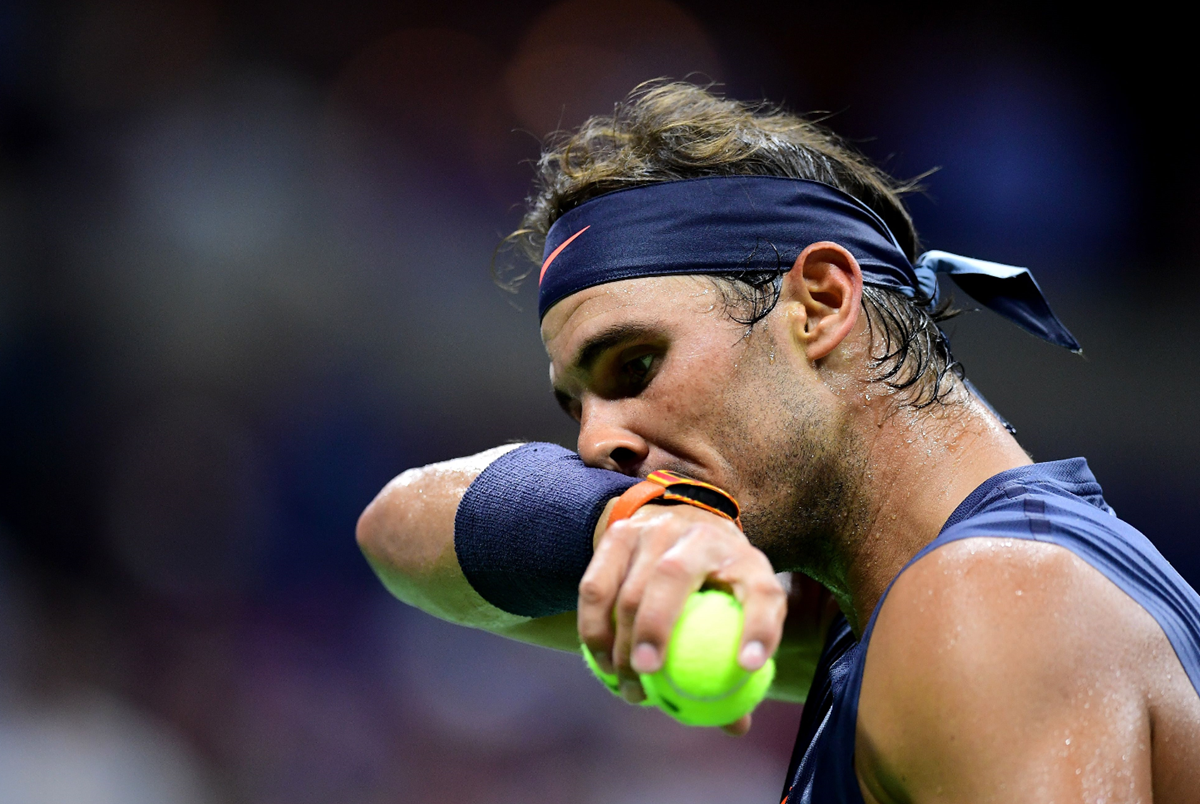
[912,250,1080,352]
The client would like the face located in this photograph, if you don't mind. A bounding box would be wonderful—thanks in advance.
[541,275,867,573]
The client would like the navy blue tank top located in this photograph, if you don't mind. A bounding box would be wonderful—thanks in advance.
[780,458,1200,804]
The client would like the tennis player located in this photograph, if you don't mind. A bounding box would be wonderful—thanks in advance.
[357,83,1200,802]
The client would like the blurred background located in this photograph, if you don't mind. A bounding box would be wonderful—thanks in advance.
[0,1,1195,801]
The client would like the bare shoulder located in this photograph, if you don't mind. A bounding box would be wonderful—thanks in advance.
[855,536,1184,803]
[873,536,1166,671]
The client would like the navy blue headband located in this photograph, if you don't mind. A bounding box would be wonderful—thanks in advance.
[537,176,1080,353]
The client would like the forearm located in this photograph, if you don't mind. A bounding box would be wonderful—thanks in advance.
[357,446,832,693]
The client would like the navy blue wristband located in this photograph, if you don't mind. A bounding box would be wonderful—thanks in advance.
[454,443,638,617]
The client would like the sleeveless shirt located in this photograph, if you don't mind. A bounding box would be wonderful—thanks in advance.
[780,458,1200,803]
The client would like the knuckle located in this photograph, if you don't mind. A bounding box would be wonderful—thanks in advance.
[654,553,692,580]
[680,520,714,539]
[577,579,608,606]
[749,578,785,599]
[604,519,637,543]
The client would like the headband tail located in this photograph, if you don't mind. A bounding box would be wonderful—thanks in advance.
[916,251,1083,353]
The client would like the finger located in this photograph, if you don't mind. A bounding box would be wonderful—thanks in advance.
[610,529,661,678]
[714,554,788,671]
[629,525,726,674]
[721,714,752,737]
[577,520,638,674]
[619,677,646,704]
[610,517,690,678]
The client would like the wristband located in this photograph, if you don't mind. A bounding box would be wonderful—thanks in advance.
[454,443,638,617]
[608,470,742,530]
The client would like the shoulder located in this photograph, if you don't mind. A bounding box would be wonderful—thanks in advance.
[855,537,1160,802]
[870,536,1159,677]
[863,536,1151,715]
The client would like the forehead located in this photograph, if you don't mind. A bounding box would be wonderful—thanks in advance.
[540,275,719,360]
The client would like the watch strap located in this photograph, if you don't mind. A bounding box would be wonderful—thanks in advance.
[608,469,742,530]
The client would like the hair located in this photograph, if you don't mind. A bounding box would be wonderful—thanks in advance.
[500,81,963,408]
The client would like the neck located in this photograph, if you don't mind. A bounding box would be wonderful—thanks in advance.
[822,389,1032,636]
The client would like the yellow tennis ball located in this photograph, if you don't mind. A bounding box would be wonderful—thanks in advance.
[581,639,620,693]
[639,589,775,727]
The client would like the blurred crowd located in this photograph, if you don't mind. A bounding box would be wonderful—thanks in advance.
[1,1,1197,802]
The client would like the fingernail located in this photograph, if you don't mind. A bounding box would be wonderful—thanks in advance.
[739,641,765,671]
[594,651,613,675]
[631,643,660,674]
[620,679,646,703]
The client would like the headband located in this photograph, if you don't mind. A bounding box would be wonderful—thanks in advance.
[536,176,1081,354]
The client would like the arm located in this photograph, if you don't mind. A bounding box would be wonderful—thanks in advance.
[855,538,1155,803]
[357,444,832,703]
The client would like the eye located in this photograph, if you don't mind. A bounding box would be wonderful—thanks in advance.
[616,351,660,392]
[624,353,654,381]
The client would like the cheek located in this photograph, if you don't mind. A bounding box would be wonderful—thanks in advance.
[638,382,694,426]
[712,357,808,452]
[648,353,742,425]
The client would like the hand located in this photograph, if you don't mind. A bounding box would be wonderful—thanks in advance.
[577,502,787,735]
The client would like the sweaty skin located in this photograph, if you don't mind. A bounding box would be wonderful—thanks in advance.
[362,239,1200,798]
[856,538,1200,804]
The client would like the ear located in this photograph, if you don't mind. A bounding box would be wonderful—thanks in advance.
[779,241,863,361]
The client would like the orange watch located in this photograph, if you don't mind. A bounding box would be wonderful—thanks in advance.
[608,470,742,530]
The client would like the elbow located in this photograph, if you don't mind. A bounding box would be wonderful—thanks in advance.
[356,494,381,564]
[355,472,409,571]
[355,469,461,617]
[355,467,442,584]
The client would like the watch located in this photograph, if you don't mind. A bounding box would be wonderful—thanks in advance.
[608,469,742,530]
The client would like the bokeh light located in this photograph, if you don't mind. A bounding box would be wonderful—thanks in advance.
[505,0,724,136]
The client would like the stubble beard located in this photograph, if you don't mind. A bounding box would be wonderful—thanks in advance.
[724,354,870,586]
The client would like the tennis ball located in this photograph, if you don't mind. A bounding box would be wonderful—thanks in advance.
[641,589,775,727]
[580,589,775,726]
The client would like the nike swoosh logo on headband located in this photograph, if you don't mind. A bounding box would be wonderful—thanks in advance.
[539,225,590,284]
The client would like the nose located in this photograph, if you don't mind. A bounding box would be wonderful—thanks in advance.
[577,398,649,476]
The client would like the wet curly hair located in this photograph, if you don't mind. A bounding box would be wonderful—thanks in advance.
[500,81,963,407]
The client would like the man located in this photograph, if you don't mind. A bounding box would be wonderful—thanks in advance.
[357,83,1200,802]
